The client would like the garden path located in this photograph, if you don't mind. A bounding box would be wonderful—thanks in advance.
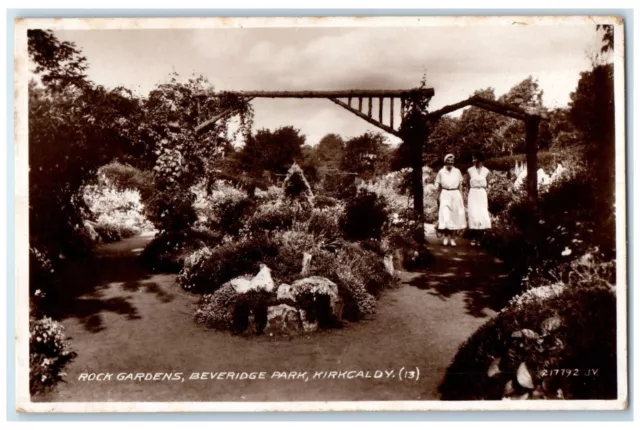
[35,231,508,403]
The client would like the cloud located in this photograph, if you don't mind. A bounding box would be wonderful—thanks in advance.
[54,24,602,144]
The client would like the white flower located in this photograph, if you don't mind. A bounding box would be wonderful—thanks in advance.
[34,289,42,297]
[561,247,572,256]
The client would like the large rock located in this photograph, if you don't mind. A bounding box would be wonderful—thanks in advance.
[264,304,302,336]
[299,309,319,333]
[83,220,100,243]
[226,264,275,294]
[249,264,276,293]
[276,283,295,302]
[301,252,313,276]
[289,276,344,321]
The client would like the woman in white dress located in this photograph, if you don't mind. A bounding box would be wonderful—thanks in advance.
[435,154,466,246]
[466,152,491,246]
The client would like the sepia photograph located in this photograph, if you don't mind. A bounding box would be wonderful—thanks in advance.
[14,16,627,412]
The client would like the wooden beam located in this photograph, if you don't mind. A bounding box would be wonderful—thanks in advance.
[358,97,363,111]
[329,97,401,138]
[425,97,477,120]
[368,97,373,117]
[425,95,545,123]
[348,97,352,107]
[379,97,383,123]
[195,88,435,99]
[195,97,255,133]
[471,99,529,121]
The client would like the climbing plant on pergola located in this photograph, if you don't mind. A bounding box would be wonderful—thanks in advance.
[195,88,546,242]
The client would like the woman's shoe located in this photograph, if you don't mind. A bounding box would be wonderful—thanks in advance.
[443,237,449,246]
[450,239,457,247]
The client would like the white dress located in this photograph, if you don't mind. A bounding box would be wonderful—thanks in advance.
[435,167,466,230]
[467,166,491,230]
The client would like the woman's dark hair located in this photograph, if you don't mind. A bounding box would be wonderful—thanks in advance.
[472,152,485,162]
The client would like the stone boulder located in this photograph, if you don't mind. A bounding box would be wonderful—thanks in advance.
[264,304,302,336]
[289,276,344,322]
[83,220,100,243]
[225,264,275,294]
[276,283,296,302]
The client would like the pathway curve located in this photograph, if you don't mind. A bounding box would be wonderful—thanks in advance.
[35,232,508,403]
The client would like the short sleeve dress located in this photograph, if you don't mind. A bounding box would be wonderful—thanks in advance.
[435,167,467,230]
[467,165,492,230]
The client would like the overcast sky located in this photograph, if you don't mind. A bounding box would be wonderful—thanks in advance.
[54,24,603,146]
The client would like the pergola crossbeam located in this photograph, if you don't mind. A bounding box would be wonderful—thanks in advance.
[329,97,402,138]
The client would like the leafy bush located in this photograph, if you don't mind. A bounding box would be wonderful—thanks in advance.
[439,277,616,400]
[185,227,395,321]
[246,199,310,234]
[92,222,139,243]
[487,171,515,215]
[178,234,279,293]
[98,162,155,201]
[313,195,341,209]
[341,190,389,241]
[30,315,77,395]
[194,181,256,237]
[139,229,221,273]
[146,186,198,233]
[480,152,564,173]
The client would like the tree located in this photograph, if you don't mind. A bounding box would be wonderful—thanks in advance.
[27,29,89,91]
[143,73,254,231]
[568,63,615,208]
[597,24,614,54]
[240,126,306,180]
[341,132,391,180]
[28,31,145,259]
[315,133,345,169]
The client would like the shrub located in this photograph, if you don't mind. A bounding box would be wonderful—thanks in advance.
[487,171,514,215]
[30,315,77,395]
[139,229,221,273]
[313,195,341,209]
[246,199,309,234]
[439,280,616,400]
[195,284,238,330]
[481,152,564,173]
[98,162,155,201]
[196,181,256,237]
[341,190,389,241]
[83,179,154,237]
[146,186,198,233]
[178,234,279,293]
[93,222,139,243]
[282,163,314,201]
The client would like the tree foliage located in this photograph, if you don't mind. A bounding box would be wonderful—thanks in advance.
[341,132,391,180]
[28,31,145,258]
[239,126,306,178]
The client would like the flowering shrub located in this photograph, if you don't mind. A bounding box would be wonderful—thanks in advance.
[194,284,238,330]
[30,315,76,395]
[178,246,214,290]
[83,177,154,239]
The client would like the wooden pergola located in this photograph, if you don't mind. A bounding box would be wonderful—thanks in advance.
[195,88,546,241]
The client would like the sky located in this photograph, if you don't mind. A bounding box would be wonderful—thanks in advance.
[52,24,604,146]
